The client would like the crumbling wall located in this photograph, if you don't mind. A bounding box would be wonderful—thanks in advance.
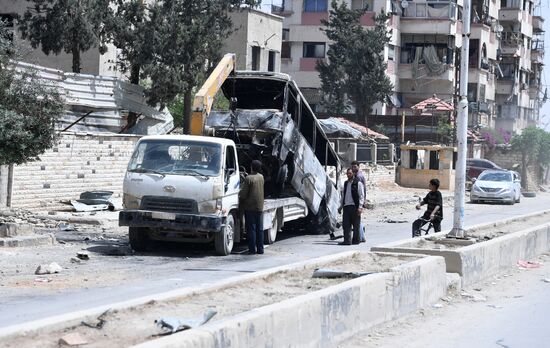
[9,133,140,210]
[363,164,396,184]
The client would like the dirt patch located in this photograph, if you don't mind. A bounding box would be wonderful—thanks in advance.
[2,252,420,348]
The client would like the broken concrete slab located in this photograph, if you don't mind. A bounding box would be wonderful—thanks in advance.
[59,332,88,346]
[0,223,34,237]
[35,262,63,275]
[0,234,55,247]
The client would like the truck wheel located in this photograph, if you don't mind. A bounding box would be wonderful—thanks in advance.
[264,215,278,245]
[129,227,150,252]
[215,213,235,256]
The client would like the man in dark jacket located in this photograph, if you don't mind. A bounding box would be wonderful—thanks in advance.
[239,160,265,254]
[338,168,365,245]
[412,178,443,237]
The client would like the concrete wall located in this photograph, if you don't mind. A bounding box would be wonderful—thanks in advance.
[9,133,140,210]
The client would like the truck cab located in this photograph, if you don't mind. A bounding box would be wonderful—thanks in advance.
[119,135,241,255]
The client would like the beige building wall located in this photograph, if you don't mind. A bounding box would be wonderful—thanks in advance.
[224,9,283,72]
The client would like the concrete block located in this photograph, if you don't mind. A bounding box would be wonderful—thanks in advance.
[0,234,55,247]
[0,223,34,237]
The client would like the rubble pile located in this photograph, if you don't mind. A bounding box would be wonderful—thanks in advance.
[0,209,59,228]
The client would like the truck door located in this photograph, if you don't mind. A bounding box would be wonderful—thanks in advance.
[223,145,240,209]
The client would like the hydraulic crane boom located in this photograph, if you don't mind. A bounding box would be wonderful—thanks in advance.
[189,53,236,136]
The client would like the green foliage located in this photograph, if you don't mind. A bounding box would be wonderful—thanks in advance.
[510,126,550,188]
[372,123,387,135]
[18,0,111,73]
[436,118,453,144]
[317,1,393,121]
[0,23,64,165]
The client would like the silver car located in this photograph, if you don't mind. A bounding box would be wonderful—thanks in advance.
[470,170,521,205]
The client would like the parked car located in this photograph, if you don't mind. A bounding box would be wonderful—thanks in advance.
[466,158,502,180]
[470,170,521,205]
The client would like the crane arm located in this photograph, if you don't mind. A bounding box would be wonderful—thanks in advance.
[189,53,236,135]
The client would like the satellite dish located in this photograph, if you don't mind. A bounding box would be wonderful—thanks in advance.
[497,24,504,32]
[401,0,409,9]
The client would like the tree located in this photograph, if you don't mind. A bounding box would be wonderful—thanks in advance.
[510,126,547,189]
[139,1,259,132]
[317,1,393,125]
[0,23,65,165]
[17,0,111,73]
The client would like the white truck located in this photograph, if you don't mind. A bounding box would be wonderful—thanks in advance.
[119,54,342,255]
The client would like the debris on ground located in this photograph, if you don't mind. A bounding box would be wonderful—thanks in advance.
[542,278,550,283]
[517,260,542,269]
[70,191,117,212]
[81,310,110,330]
[487,304,503,309]
[460,291,487,302]
[70,257,81,264]
[378,218,408,223]
[432,303,443,308]
[58,223,76,231]
[155,309,217,334]
[34,277,52,283]
[76,252,90,260]
[59,332,88,346]
[35,262,63,275]
[312,268,373,279]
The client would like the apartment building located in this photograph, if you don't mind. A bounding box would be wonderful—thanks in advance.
[276,0,544,134]
[495,0,539,132]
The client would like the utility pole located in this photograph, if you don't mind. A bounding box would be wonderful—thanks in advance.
[448,0,471,238]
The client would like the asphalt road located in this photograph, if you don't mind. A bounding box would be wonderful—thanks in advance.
[1,192,549,328]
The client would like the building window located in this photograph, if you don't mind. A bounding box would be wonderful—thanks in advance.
[282,28,290,41]
[304,0,328,12]
[388,45,395,61]
[268,51,276,72]
[351,0,373,11]
[282,42,291,59]
[251,46,261,71]
[303,42,325,58]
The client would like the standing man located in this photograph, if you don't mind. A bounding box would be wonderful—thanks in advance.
[239,160,265,254]
[338,168,365,245]
[351,160,367,243]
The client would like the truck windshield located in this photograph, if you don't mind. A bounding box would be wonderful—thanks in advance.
[128,140,222,177]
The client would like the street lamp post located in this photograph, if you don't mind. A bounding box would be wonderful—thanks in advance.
[448,0,471,238]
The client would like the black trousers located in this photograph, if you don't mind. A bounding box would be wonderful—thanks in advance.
[412,216,441,237]
[342,205,361,244]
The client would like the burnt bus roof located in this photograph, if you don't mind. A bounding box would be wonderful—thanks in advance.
[218,72,340,167]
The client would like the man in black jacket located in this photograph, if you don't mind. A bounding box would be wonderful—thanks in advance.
[412,178,443,237]
[338,168,365,245]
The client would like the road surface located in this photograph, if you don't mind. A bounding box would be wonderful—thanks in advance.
[0,193,549,328]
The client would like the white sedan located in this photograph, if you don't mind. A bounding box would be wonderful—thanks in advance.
[470,170,521,205]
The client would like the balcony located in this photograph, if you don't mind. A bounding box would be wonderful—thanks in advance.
[529,84,540,99]
[300,57,325,71]
[499,8,521,23]
[496,80,515,95]
[398,64,454,81]
[533,16,544,33]
[531,50,544,65]
[271,4,293,16]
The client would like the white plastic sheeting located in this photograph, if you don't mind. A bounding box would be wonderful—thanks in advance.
[11,61,173,134]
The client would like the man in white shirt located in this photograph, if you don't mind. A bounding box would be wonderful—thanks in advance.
[338,168,365,245]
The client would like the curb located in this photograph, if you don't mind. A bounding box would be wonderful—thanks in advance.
[133,253,447,348]
[372,209,550,286]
